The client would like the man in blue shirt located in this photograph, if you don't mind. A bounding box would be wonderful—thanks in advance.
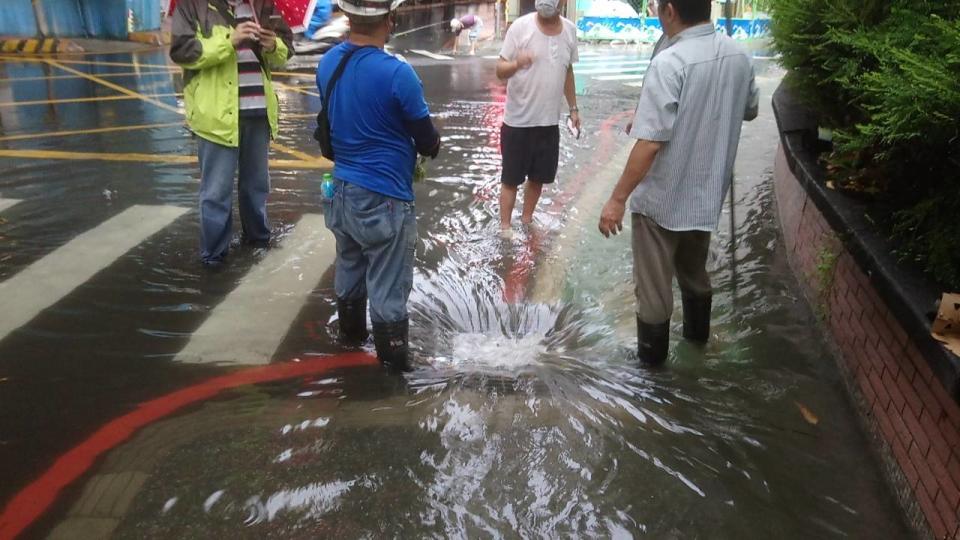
[317,0,441,372]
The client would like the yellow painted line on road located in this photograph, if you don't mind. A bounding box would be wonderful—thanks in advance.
[0,57,304,78]
[268,142,324,163]
[45,59,182,114]
[0,95,131,107]
[0,148,328,170]
[0,58,326,168]
[0,56,176,70]
[0,122,184,142]
[272,71,316,79]
[0,149,194,164]
[44,59,326,166]
[275,80,319,98]
[0,71,178,84]
[0,92,181,108]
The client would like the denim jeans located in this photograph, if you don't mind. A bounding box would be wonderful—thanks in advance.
[196,117,271,263]
[323,179,417,324]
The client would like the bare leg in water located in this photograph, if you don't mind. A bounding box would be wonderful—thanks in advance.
[500,183,519,230]
[520,181,544,225]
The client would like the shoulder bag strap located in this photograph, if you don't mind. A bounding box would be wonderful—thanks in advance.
[323,46,371,108]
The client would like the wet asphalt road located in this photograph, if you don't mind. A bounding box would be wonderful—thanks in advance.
[0,45,912,539]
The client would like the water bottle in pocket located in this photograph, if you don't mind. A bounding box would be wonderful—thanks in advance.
[321,173,337,201]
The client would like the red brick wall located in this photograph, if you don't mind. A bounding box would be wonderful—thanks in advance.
[774,147,960,539]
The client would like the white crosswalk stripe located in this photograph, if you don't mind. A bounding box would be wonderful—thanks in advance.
[0,198,21,213]
[0,205,188,342]
[594,74,646,81]
[576,65,649,76]
[410,49,453,61]
[575,57,648,66]
[575,51,650,88]
[576,59,650,66]
[175,214,336,366]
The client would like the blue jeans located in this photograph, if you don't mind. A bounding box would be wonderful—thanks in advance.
[196,117,271,263]
[323,180,417,324]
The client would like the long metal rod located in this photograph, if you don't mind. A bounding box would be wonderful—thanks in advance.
[724,0,734,36]
[393,20,447,38]
[728,175,738,308]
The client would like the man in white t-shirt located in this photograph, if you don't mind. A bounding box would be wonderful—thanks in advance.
[496,0,580,231]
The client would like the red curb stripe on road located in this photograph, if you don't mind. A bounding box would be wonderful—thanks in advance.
[502,110,633,304]
[0,353,379,540]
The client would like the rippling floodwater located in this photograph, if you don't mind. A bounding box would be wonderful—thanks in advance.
[0,47,910,538]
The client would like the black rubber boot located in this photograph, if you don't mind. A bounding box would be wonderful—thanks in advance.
[336,296,369,344]
[637,316,670,367]
[681,294,712,345]
[372,319,410,372]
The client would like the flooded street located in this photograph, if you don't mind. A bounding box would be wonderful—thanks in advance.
[0,46,911,538]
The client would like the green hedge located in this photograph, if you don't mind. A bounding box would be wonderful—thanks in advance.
[770,0,960,290]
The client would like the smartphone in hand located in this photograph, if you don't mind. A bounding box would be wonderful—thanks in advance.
[567,116,581,140]
[267,14,283,30]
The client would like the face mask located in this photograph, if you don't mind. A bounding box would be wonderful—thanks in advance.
[536,0,559,18]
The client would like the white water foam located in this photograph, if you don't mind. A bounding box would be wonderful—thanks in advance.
[434,332,548,370]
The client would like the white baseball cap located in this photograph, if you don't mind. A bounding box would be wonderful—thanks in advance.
[338,0,406,17]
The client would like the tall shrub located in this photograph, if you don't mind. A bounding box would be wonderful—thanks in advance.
[770,0,960,289]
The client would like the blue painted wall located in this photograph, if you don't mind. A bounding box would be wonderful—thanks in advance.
[0,0,161,39]
[80,0,129,39]
[36,0,88,37]
[129,0,163,32]
[577,16,770,41]
[0,0,41,37]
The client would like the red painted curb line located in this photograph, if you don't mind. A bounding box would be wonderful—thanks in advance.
[503,110,634,304]
[0,353,379,540]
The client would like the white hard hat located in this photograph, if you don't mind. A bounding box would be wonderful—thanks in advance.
[338,0,406,17]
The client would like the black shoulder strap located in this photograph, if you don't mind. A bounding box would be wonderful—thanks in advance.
[323,46,371,107]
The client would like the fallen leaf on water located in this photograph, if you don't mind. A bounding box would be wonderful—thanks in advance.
[796,402,820,425]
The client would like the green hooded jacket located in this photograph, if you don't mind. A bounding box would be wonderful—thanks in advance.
[169,0,294,147]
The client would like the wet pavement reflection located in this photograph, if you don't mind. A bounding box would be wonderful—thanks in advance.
[0,46,910,538]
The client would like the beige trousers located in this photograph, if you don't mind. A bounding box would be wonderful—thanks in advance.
[631,213,712,324]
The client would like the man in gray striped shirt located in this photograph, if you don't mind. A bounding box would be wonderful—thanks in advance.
[598,0,759,366]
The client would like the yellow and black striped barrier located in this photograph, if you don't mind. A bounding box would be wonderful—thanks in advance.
[0,38,67,54]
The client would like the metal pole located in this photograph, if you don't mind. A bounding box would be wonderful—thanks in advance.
[496,0,502,40]
[728,175,738,309]
[724,0,733,37]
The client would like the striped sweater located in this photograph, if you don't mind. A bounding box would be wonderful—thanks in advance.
[232,1,267,117]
